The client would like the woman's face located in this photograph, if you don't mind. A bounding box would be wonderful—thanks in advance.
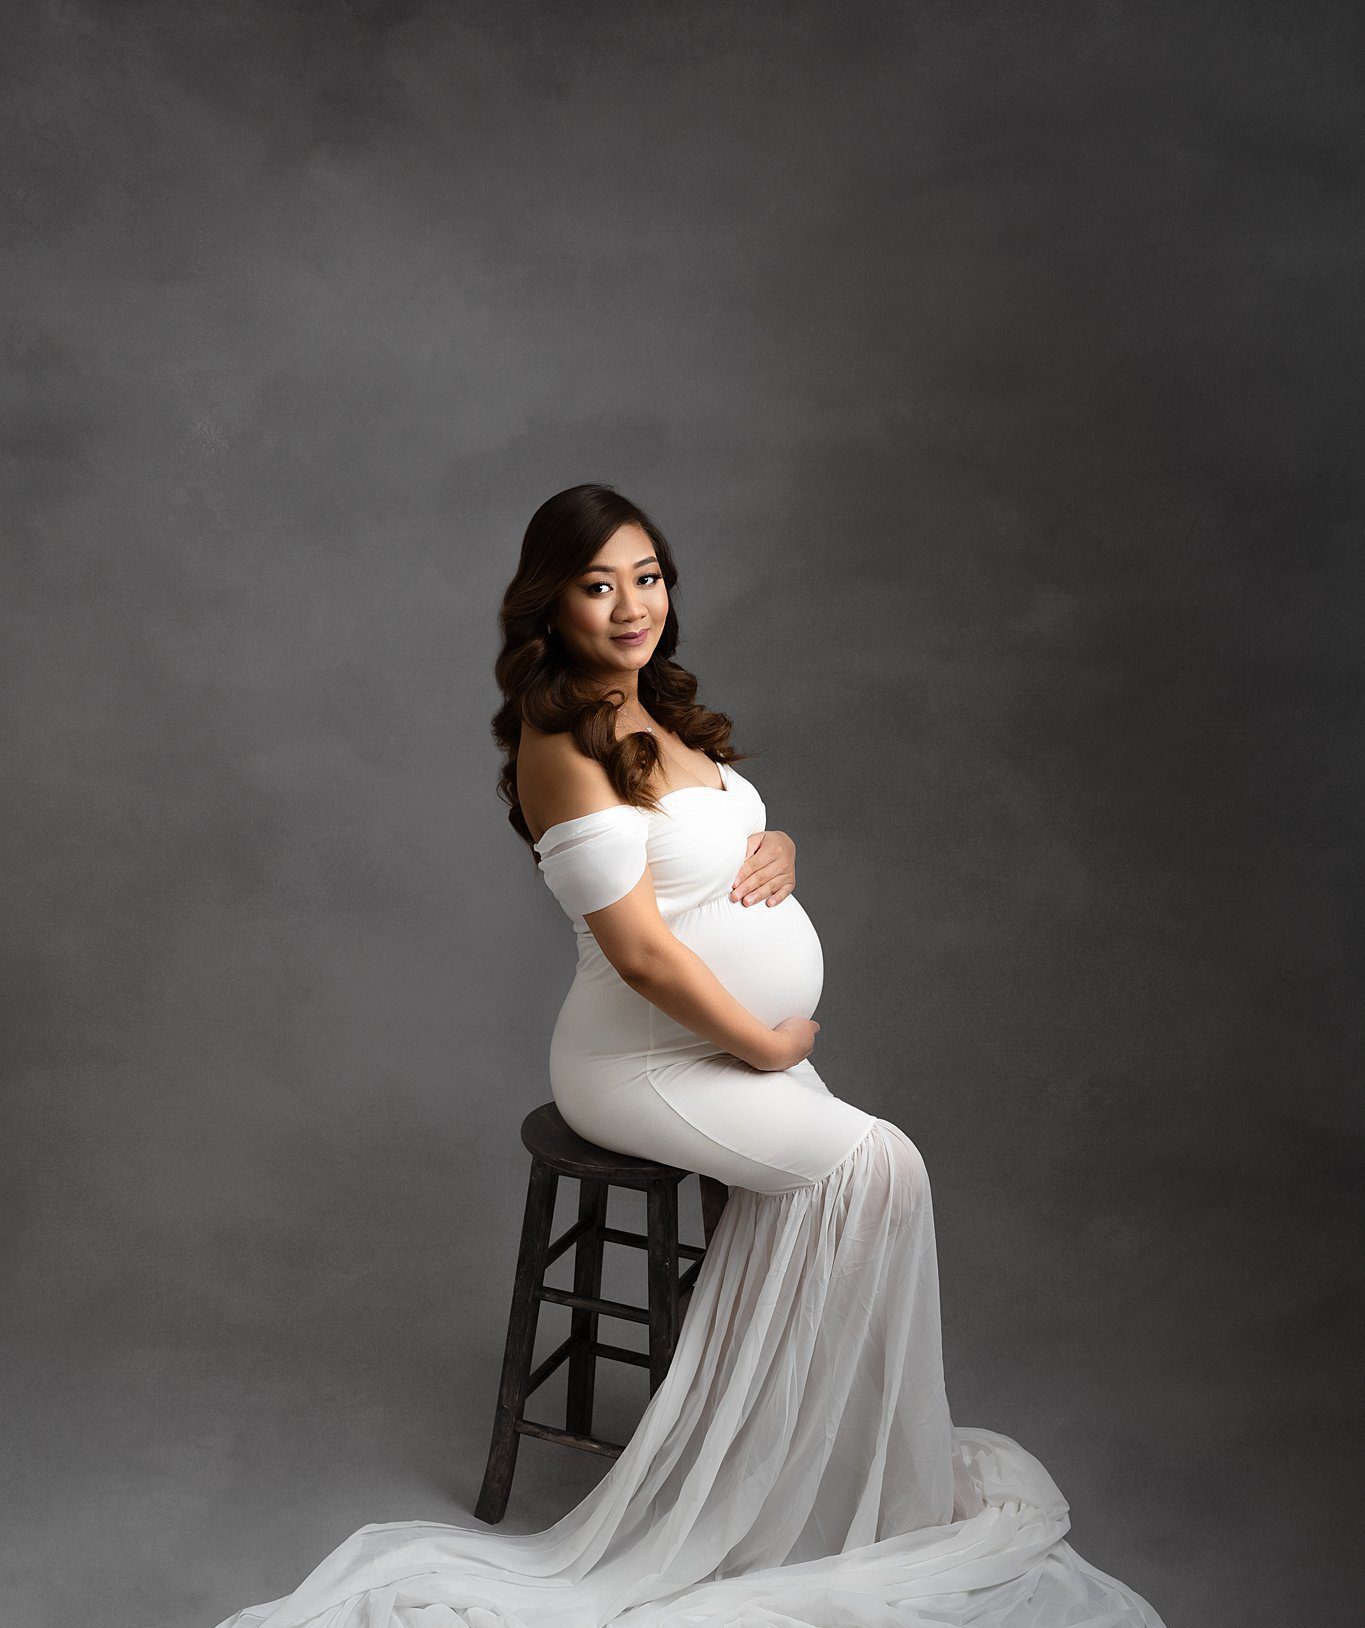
[552,521,669,683]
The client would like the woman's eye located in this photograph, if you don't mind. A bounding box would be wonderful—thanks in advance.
[583,574,660,595]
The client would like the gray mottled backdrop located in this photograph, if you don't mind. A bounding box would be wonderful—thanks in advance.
[3,2,1360,1624]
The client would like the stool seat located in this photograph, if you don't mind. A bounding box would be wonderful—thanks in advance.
[475,1102,728,1524]
[520,1102,688,1186]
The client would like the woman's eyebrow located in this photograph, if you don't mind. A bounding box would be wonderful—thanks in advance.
[582,555,659,574]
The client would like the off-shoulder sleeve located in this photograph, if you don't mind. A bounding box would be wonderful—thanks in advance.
[533,804,650,921]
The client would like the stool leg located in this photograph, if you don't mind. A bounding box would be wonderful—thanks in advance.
[699,1174,728,1245]
[475,1158,558,1524]
[646,1180,680,1394]
[565,1178,607,1437]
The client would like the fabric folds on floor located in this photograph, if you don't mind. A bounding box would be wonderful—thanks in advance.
[213,1121,1165,1628]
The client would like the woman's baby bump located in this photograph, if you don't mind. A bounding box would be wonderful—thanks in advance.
[665,890,825,1031]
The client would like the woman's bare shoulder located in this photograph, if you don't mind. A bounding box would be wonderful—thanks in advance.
[518,724,621,841]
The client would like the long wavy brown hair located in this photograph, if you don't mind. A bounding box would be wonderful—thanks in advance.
[492,484,749,853]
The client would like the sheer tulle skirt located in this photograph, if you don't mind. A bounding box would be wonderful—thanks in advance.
[213,1121,1165,1628]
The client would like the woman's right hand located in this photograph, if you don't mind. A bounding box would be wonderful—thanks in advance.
[755,1017,820,1071]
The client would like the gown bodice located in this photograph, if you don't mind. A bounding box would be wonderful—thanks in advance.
[532,758,767,928]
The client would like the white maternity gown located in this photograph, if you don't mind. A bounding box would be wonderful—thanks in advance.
[214,758,1167,1628]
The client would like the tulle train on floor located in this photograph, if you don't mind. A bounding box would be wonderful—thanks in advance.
[213,1120,1165,1628]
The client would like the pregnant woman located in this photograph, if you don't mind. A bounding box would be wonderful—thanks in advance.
[214,486,1166,1627]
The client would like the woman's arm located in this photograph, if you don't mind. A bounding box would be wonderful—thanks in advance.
[522,732,815,1072]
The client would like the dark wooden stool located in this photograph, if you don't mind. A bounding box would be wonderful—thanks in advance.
[475,1102,729,1524]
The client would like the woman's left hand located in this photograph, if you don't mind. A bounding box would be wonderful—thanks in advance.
[730,829,796,907]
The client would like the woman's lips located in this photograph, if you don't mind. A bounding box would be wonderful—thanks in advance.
[611,629,649,645]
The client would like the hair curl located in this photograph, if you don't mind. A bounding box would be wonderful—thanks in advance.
[492,483,749,854]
